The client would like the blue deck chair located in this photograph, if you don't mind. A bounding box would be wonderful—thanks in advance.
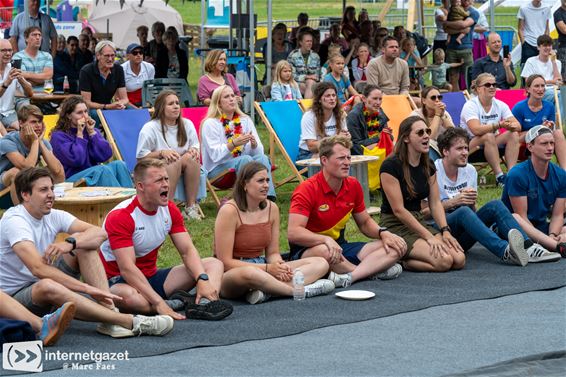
[98,109,193,202]
[442,91,469,125]
[254,101,306,187]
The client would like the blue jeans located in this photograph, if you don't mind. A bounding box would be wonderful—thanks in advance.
[67,161,133,187]
[208,154,276,197]
[445,200,529,258]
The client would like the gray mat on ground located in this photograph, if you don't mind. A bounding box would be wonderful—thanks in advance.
[16,246,566,372]
[446,351,566,377]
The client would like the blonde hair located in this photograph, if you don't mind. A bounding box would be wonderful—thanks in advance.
[273,60,298,88]
[204,49,227,74]
[470,73,496,95]
[202,85,246,124]
[433,48,445,64]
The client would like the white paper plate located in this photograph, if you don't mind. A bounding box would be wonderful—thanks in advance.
[335,290,375,301]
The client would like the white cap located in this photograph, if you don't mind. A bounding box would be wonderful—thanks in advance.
[525,125,552,144]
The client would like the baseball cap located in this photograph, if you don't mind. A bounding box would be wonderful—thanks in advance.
[126,43,143,54]
[525,125,553,144]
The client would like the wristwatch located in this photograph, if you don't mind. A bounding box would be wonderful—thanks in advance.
[196,273,209,282]
[1,83,8,89]
[378,227,388,238]
[64,237,76,256]
[440,226,451,234]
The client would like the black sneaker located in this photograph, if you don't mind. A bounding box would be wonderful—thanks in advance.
[496,174,507,188]
[185,298,233,321]
[555,242,566,258]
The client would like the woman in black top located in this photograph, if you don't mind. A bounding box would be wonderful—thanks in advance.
[379,115,465,272]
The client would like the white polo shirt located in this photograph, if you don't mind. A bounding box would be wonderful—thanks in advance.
[121,60,155,92]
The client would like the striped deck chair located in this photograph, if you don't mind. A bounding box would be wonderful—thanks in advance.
[255,100,306,187]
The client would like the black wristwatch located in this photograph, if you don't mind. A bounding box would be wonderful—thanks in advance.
[196,273,209,283]
[440,226,451,234]
[65,237,76,256]
[378,227,388,238]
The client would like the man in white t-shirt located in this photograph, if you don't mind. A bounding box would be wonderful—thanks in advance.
[422,128,557,265]
[521,35,563,102]
[518,0,551,66]
[99,158,233,321]
[0,167,175,338]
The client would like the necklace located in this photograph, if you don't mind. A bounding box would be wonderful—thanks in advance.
[363,105,383,138]
[221,113,243,157]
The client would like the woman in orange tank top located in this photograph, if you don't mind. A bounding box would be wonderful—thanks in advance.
[215,162,334,304]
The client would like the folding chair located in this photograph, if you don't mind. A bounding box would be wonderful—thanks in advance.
[381,94,417,141]
[494,89,527,110]
[557,86,565,130]
[254,101,306,187]
[298,98,313,112]
[183,107,237,207]
[442,91,469,126]
[142,78,194,108]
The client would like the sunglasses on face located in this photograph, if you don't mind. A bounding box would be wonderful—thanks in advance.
[415,128,432,137]
[428,95,443,101]
[481,82,497,88]
[130,50,143,56]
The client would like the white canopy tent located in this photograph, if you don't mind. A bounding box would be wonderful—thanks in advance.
[88,0,184,49]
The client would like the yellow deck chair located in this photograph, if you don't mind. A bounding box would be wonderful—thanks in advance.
[380,94,417,141]
[43,114,59,140]
[298,99,313,112]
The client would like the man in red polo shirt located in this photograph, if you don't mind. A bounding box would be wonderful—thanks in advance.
[288,135,407,288]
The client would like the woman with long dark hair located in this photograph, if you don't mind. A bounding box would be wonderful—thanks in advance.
[50,96,132,187]
[215,162,333,304]
[297,82,350,160]
[379,115,465,272]
[136,90,204,220]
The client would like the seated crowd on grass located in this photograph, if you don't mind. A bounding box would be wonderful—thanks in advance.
[1,0,566,347]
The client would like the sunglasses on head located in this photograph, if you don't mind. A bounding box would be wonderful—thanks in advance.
[481,82,497,88]
[429,94,443,101]
[415,128,432,137]
[130,50,143,56]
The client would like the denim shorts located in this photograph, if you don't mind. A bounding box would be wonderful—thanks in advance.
[239,256,267,264]
[11,257,81,316]
[289,241,365,265]
[108,268,172,299]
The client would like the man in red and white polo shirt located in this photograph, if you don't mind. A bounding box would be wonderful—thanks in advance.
[99,158,232,321]
[288,135,407,288]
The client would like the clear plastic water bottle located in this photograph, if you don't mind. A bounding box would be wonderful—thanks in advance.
[293,269,305,301]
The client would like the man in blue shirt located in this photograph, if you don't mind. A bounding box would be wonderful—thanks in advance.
[502,125,566,259]
[443,0,479,91]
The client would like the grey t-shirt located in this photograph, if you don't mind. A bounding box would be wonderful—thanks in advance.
[0,131,52,174]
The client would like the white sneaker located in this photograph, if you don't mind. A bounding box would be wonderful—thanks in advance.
[526,243,561,263]
[305,279,335,298]
[245,290,270,305]
[96,322,135,338]
[132,315,174,336]
[183,205,202,221]
[369,263,403,280]
[328,271,352,288]
[502,229,528,267]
